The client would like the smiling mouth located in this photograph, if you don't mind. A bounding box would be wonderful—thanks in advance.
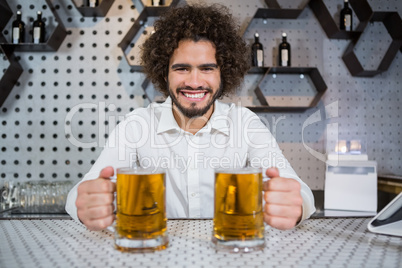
[182,92,207,99]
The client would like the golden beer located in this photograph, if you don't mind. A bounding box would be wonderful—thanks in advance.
[212,168,265,252]
[115,168,168,252]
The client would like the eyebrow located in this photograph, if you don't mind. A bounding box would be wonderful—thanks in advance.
[171,63,218,69]
[199,63,218,68]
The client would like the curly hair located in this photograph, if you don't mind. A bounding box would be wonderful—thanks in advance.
[140,4,250,98]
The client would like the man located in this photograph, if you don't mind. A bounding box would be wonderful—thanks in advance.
[65,4,315,231]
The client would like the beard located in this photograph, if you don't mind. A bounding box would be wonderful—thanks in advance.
[169,84,222,119]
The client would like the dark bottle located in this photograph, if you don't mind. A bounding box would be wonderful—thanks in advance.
[279,33,291,67]
[340,0,353,31]
[12,11,25,44]
[32,11,46,44]
[87,0,99,8]
[251,32,264,67]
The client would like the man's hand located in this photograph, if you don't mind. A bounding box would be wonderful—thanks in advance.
[76,166,116,231]
[263,167,303,230]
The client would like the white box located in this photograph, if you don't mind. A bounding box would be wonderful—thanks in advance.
[324,160,377,212]
[327,153,368,161]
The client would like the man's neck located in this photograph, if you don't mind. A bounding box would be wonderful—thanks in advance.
[172,105,214,135]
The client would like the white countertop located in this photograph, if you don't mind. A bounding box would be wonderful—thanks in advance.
[0,218,401,268]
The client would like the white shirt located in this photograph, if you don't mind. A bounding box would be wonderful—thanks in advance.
[65,97,316,222]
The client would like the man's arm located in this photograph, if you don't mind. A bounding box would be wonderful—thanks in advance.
[65,114,140,228]
[243,109,316,228]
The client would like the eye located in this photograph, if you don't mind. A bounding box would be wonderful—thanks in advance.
[201,67,215,72]
[174,67,189,72]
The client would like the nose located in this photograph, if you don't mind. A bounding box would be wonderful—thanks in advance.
[184,70,204,89]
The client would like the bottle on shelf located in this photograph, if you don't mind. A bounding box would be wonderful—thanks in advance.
[340,0,353,31]
[32,11,46,44]
[11,11,25,44]
[152,0,165,7]
[251,32,264,67]
[279,33,291,67]
[87,0,99,8]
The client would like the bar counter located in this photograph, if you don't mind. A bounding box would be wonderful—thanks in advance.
[0,218,401,267]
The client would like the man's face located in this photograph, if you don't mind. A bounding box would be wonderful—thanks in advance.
[167,39,222,119]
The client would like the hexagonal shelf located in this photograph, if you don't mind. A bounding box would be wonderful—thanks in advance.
[0,1,13,32]
[0,0,67,52]
[242,0,309,36]
[249,67,327,112]
[119,0,180,70]
[118,0,179,103]
[309,0,372,39]
[262,0,310,19]
[0,45,23,107]
[140,76,165,103]
[241,0,311,77]
[342,11,402,77]
[72,0,115,17]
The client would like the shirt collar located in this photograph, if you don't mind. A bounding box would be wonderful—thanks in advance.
[156,97,181,134]
[156,97,231,136]
[207,100,230,136]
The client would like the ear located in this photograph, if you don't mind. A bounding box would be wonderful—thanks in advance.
[165,67,169,83]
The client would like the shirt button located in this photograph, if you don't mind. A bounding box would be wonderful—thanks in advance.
[191,192,197,197]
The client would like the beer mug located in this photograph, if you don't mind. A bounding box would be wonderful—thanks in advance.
[109,167,168,252]
[212,167,265,252]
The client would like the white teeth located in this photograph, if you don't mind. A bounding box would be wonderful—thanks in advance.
[183,92,206,99]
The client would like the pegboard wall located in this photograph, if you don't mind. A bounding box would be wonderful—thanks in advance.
[0,0,401,191]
